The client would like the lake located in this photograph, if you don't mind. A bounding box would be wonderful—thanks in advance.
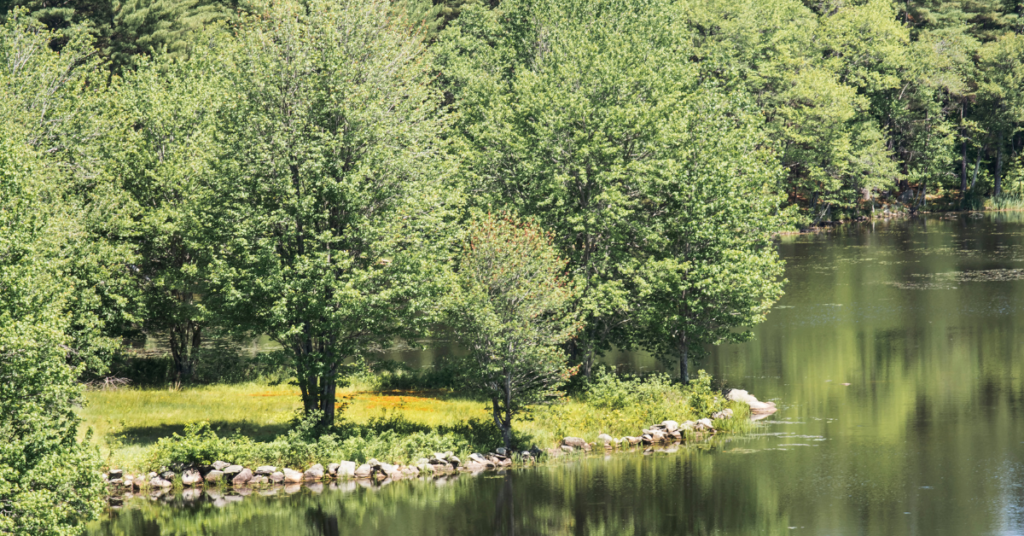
[88,212,1024,535]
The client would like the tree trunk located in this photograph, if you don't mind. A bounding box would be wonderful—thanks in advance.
[678,337,689,384]
[169,321,199,382]
[970,146,984,194]
[994,136,1004,198]
[321,374,336,427]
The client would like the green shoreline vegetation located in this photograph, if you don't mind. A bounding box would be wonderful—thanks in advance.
[3,0,1024,532]
[83,366,753,476]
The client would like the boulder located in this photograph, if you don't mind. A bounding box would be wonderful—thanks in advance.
[465,460,489,472]
[625,436,641,446]
[204,470,225,483]
[212,461,230,471]
[160,471,175,481]
[255,466,277,476]
[283,468,303,484]
[597,433,614,446]
[327,463,340,477]
[150,477,172,488]
[695,418,715,432]
[669,430,682,440]
[496,447,507,456]
[582,443,593,451]
[269,472,285,484]
[680,421,695,431]
[401,465,419,476]
[378,463,397,475]
[650,431,666,443]
[562,437,586,448]
[354,464,373,479]
[337,461,356,478]
[661,420,679,433]
[108,469,123,481]
[232,468,253,486]
[222,465,244,477]
[181,469,203,486]
[447,456,461,468]
[725,389,777,415]
[304,464,325,481]
[367,458,382,469]
[250,475,268,485]
[431,452,447,462]
[469,453,489,464]
[561,445,575,453]
[711,408,734,420]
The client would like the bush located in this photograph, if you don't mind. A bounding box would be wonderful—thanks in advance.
[149,413,502,471]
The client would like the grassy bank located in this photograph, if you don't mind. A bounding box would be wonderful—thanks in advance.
[80,369,754,474]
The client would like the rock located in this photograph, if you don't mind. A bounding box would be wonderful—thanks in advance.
[695,418,715,432]
[327,463,340,477]
[160,471,175,481]
[337,461,356,478]
[269,472,285,484]
[447,456,461,468]
[680,421,695,431]
[255,466,277,476]
[250,475,268,485]
[108,469,123,481]
[401,465,419,476]
[212,461,230,471]
[625,436,641,446]
[582,443,592,451]
[150,477,172,488]
[181,469,203,486]
[651,431,666,443]
[204,470,224,483]
[465,460,489,471]
[354,464,373,479]
[222,465,244,478]
[661,420,679,432]
[669,430,682,440]
[561,445,576,453]
[232,468,253,486]
[367,458,382,469]
[148,472,158,480]
[725,389,778,414]
[469,453,489,464]
[496,447,507,456]
[711,408,734,420]
[432,452,448,462]
[378,463,397,475]
[304,464,324,481]
[562,437,586,448]
[283,468,303,484]
[597,433,614,446]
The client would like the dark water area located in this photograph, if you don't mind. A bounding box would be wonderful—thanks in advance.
[89,212,1024,535]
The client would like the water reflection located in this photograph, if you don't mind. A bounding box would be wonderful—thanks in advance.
[90,213,1024,536]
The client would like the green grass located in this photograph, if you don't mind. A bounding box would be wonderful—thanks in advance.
[80,374,755,473]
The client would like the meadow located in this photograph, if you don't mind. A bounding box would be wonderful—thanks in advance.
[79,365,752,473]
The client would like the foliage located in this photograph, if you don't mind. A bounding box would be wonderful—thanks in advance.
[448,212,579,449]
[0,130,104,535]
[150,414,498,469]
[206,0,456,427]
[101,38,230,381]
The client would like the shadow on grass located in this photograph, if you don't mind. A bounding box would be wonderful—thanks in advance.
[117,421,293,446]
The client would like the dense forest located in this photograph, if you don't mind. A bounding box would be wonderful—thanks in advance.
[1,0,1023,532]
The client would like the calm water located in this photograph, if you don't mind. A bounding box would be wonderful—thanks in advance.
[90,213,1024,536]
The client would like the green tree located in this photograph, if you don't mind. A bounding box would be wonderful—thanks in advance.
[0,130,104,536]
[209,0,454,426]
[437,0,696,377]
[102,42,228,381]
[1,10,139,375]
[449,213,578,449]
[628,93,788,381]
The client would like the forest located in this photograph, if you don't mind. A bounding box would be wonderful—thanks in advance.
[1,0,1023,533]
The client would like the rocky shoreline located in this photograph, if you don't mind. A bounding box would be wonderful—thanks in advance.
[103,389,778,506]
